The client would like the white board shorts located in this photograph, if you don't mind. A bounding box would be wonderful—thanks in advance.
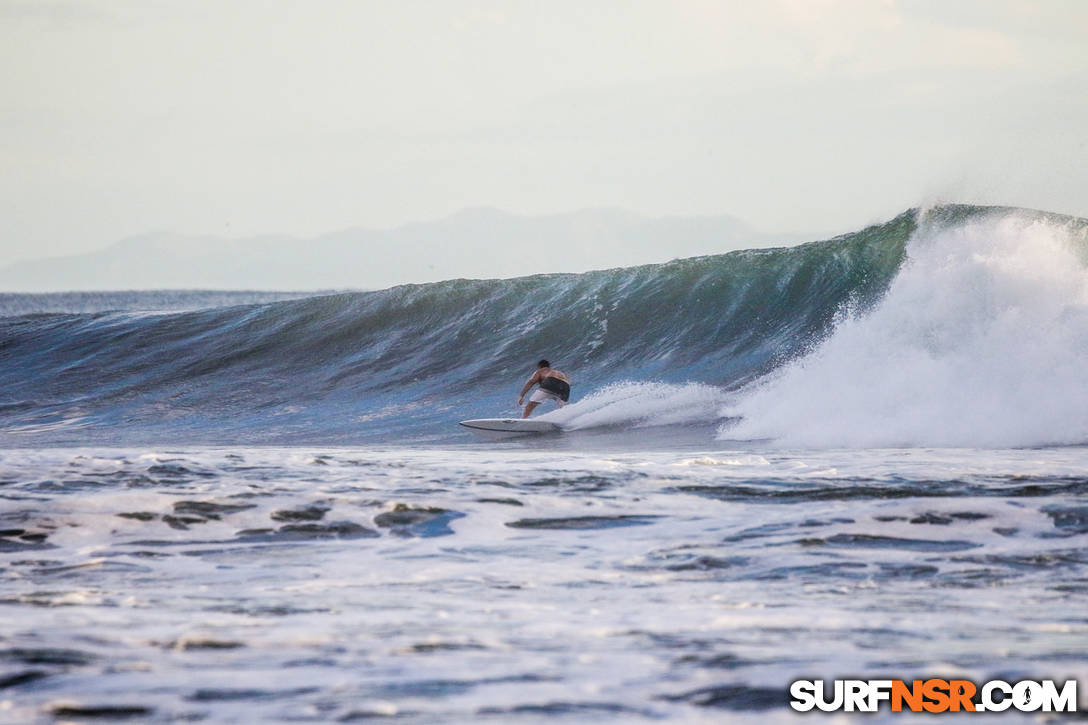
[530,389,567,407]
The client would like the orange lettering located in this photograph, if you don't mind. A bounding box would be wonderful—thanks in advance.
[948,680,976,712]
[892,680,924,712]
[922,679,951,713]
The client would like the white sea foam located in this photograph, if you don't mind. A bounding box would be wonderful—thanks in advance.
[723,212,1088,447]
[674,455,770,467]
[543,381,728,430]
[3,445,1088,722]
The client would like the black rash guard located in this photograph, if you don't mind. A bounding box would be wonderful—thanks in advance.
[539,375,571,402]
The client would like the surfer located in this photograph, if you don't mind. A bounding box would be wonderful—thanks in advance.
[517,360,571,418]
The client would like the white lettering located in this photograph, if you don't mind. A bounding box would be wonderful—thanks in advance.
[1040,680,1077,713]
[868,680,893,711]
[789,680,817,712]
[982,680,1012,712]
[816,680,844,712]
[1014,680,1043,712]
[845,680,868,712]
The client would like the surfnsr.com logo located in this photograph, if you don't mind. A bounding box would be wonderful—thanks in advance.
[790,679,1079,713]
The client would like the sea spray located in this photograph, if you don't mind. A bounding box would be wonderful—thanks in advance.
[723,209,1088,447]
[545,381,729,430]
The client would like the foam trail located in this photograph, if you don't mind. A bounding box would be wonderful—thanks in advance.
[722,211,1088,447]
[544,382,728,430]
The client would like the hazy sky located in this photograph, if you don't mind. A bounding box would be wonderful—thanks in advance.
[2,0,1087,266]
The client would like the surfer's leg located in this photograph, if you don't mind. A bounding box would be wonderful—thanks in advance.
[522,402,540,418]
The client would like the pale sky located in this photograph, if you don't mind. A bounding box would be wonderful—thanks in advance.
[2,0,1087,267]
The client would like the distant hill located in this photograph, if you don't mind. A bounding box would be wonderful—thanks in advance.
[0,207,798,291]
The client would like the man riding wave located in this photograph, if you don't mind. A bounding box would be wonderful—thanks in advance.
[517,359,571,418]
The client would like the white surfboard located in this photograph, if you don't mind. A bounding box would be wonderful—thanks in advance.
[459,418,561,434]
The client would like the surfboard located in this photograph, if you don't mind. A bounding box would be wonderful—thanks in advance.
[459,418,561,434]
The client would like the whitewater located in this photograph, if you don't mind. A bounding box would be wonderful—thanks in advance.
[3,205,1088,722]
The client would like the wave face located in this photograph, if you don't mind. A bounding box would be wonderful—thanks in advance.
[3,204,1085,447]
[0,211,912,445]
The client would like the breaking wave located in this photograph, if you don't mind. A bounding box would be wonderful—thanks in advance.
[2,204,1086,447]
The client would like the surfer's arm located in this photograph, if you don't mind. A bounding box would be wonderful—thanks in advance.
[517,372,541,404]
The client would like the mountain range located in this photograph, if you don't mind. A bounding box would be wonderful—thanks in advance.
[0,207,797,291]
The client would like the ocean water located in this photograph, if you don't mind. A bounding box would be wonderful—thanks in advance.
[3,205,1088,722]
